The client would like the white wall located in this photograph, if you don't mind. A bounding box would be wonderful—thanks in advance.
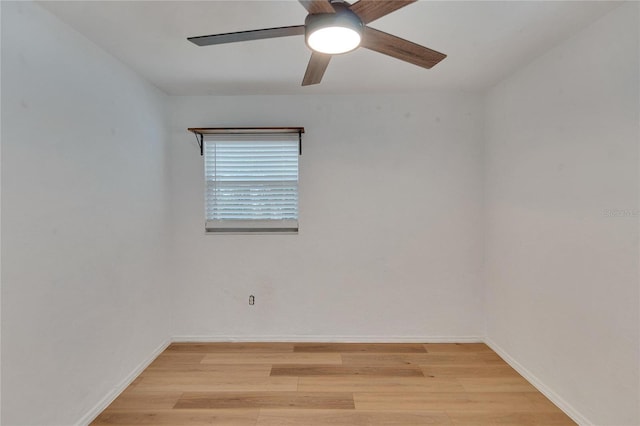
[1,2,171,425]
[484,3,639,425]
[168,93,485,341]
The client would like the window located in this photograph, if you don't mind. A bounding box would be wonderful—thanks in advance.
[201,129,301,233]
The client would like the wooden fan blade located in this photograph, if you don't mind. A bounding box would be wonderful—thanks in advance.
[188,25,305,46]
[298,0,335,14]
[302,52,332,86]
[361,27,446,69]
[349,0,416,24]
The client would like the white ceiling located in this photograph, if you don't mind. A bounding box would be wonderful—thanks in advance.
[39,1,619,95]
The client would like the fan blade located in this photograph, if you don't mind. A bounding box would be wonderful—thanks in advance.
[349,0,415,24]
[302,52,332,86]
[298,0,335,14]
[188,25,305,47]
[361,27,446,69]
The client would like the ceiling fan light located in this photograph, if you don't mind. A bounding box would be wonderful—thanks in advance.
[305,6,363,55]
[307,26,361,54]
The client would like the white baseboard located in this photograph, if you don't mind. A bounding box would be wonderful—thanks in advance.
[484,337,592,426]
[76,338,171,426]
[171,335,484,343]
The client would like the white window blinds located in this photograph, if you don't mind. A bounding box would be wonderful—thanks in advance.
[204,133,299,233]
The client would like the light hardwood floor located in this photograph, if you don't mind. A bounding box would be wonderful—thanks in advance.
[91,343,575,425]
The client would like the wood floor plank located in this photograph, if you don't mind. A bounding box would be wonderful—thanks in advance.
[342,353,503,367]
[143,364,272,377]
[340,353,432,366]
[256,409,452,425]
[447,411,576,425]
[134,375,298,393]
[201,352,342,365]
[354,392,468,411]
[174,392,355,410]
[104,390,183,411]
[298,376,465,393]
[424,343,492,353]
[354,392,544,412]
[271,365,424,377]
[420,353,504,366]
[294,343,427,353]
[457,377,538,393]
[92,409,259,425]
[421,365,521,378]
[148,353,206,366]
[166,342,295,353]
[149,363,272,377]
[146,363,274,374]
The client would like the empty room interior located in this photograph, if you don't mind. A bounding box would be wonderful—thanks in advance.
[1,0,639,425]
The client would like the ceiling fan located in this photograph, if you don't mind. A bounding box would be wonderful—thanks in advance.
[187,0,446,86]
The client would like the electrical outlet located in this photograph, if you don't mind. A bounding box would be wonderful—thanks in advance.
[249,295,255,305]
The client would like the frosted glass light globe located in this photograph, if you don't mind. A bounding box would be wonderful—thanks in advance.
[307,26,361,54]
